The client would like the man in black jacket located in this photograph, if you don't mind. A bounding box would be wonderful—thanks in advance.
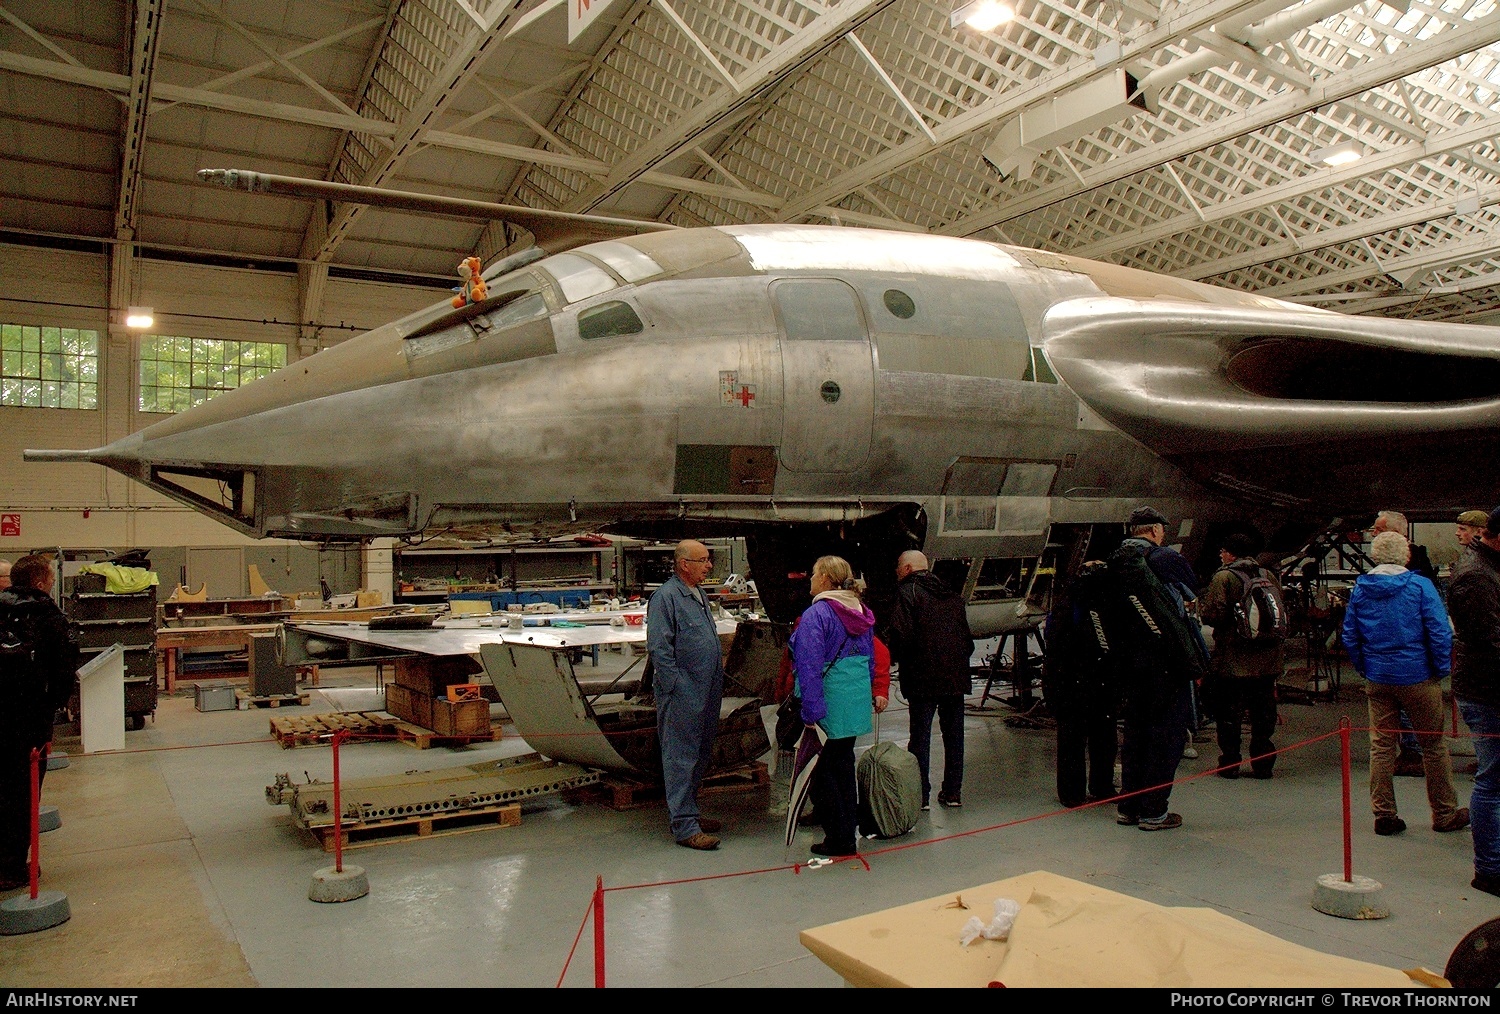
[1449,508,1500,897]
[887,551,974,809]
[0,555,79,889]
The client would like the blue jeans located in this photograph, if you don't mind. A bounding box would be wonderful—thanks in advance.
[1459,698,1500,878]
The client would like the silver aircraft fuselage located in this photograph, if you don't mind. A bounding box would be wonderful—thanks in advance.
[28,224,1500,631]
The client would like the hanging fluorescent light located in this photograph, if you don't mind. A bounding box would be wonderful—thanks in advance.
[124,306,154,329]
[951,1,1014,31]
[1310,140,1364,167]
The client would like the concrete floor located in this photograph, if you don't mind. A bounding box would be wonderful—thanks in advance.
[3,649,1494,988]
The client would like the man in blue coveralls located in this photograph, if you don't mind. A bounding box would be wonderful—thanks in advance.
[647,540,725,850]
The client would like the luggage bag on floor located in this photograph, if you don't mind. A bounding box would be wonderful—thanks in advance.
[857,740,922,839]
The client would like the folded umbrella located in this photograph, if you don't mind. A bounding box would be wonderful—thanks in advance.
[784,722,829,847]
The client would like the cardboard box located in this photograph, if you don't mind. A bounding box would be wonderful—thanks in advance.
[195,681,237,713]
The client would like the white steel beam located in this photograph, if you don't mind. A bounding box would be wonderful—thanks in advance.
[773,0,1282,224]
[944,7,1500,237]
[845,31,935,143]
[559,0,895,214]
[653,0,740,91]
[1070,113,1500,263]
[1264,231,1500,297]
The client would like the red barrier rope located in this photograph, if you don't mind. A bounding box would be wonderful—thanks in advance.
[553,724,1352,985]
[555,890,595,987]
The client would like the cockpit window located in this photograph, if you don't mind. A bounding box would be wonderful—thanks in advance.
[540,253,618,304]
[578,301,644,341]
[578,241,663,283]
[487,291,549,329]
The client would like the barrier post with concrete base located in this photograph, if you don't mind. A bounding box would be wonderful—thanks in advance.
[0,749,69,935]
[308,731,368,903]
[1313,717,1389,920]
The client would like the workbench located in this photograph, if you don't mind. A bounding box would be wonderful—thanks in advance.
[288,612,734,658]
[155,622,282,693]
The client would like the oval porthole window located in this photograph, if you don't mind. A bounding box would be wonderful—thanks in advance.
[883,289,916,319]
[820,380,841,403]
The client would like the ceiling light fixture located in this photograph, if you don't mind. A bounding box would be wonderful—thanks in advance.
[125,306,154,329]
[951,1,1014,31]
[1310,140,1364,167]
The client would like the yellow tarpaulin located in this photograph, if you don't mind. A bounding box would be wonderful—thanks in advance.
[79,563,161,594]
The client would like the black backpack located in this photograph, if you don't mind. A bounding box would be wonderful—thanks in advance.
[1224,562,1289,642]
[1105,542,1208,680]
[0,598,42,711]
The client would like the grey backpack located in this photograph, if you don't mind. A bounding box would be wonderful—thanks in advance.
[857,741,923,839]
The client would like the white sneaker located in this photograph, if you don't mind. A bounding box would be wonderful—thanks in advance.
[1182,745,1199,759]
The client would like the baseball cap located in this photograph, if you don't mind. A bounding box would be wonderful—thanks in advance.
[1127,506,1169,528]
[1458,510,1488,527]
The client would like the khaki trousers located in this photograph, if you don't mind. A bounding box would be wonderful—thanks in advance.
[1365,679,1459,823]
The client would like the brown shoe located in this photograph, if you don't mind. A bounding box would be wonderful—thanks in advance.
[697,818,722,834]
[676,832,720,851]
[1435,808,1471,833]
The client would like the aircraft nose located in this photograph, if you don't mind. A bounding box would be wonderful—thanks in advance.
[26,430,270,535]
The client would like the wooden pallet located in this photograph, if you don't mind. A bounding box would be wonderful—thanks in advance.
[236,690,310,710]
[389,717,504,750]
[307,802,522,852]
[596,760,770,810]
[269,711,398,749]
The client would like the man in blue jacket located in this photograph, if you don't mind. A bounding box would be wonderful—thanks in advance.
[647,540,725,851]
[1342,531,1467,837]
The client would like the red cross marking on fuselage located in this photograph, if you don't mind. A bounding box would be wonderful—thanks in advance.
[737,386,755,406]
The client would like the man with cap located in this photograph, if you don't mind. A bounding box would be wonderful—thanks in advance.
[1458,511,1488,551]
[1448,507,1500,896]
[1112,506,1203,831]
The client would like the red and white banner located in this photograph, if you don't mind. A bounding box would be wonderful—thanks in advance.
[570,0,617,42]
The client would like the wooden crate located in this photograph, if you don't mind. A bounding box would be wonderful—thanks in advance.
[431,696,490,738]
[392,655,484,697]
[384,683,433,729]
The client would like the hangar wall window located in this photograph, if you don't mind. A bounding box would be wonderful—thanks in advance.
[138,335,285,414]
[578,301,644,341]
[1,323,99,409]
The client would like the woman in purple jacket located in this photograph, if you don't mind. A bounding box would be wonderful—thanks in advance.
[789,556,875,858]
[1342,530,1468,837]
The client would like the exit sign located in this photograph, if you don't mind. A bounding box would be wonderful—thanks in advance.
[0,514,18,537]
